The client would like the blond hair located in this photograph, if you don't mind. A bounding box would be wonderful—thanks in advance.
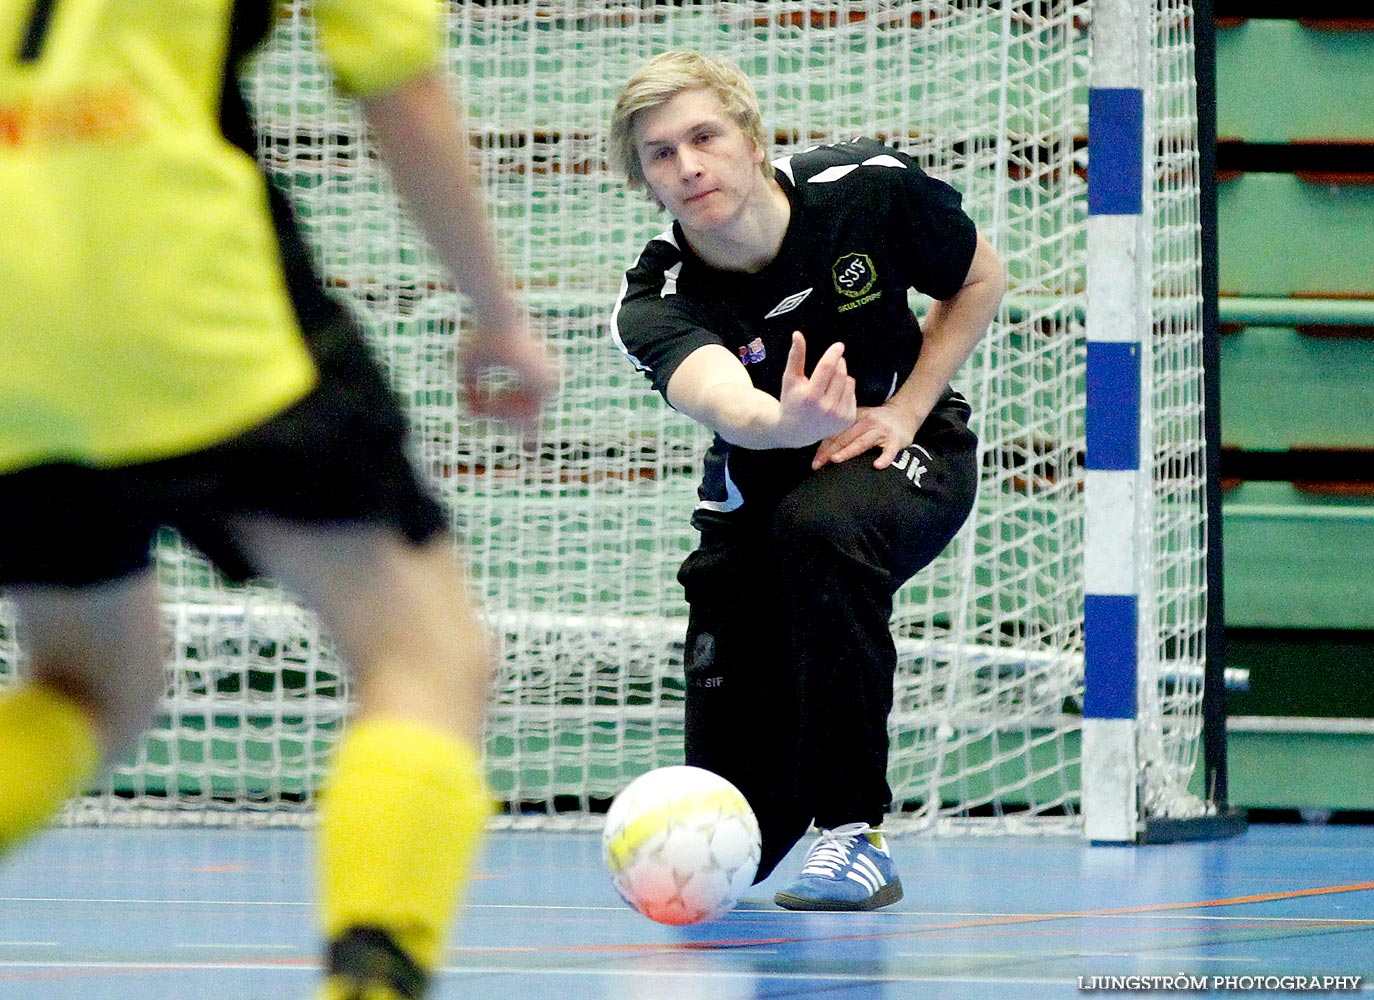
[608,50,770,190]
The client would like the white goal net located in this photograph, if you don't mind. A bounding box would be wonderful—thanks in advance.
[0,0,1210,834]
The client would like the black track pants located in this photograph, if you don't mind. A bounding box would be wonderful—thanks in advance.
[679,399,978,881]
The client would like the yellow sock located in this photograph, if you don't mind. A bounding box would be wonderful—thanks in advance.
[0,684,100,857]
[317,717,490,980]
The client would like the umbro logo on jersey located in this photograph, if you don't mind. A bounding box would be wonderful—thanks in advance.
[764,287,813,319]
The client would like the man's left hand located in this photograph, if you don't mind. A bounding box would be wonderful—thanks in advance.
[811,403,920,470]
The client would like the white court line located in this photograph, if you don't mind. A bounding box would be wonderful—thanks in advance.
[893,950,1266,964]
[893,951,1023,959]
[174,943,298,950]
[0,896,308,907]
[2,896,1369,927]
[0,959,1073,987]
[1098,955,1265,964]
[453,904,1374,925]
[0,961,313,973]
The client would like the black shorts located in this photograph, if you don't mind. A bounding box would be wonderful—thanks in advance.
[0,310,447,588]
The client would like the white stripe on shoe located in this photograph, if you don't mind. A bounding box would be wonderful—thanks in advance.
[846,869,879,892]
[854,854,886,887]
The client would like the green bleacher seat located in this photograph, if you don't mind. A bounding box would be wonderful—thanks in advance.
[1223,481,1374,630]
[1221,326,1374,451]
[1218,173,1374,296]
[1218,19,1374,143]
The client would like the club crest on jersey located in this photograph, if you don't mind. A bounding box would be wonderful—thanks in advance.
[833,253,876,297]
[832,253,882,312]
[738,337,766,364]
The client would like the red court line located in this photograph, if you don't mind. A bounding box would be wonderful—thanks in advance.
[5,882,1370,980]
[553,880,1374,953]
[1083,881,1374,916]
[908,919,1374,942]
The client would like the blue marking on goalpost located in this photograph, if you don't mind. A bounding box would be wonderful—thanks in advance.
[1087,88,1145,216]
[1085,341,1141,471]
[1084,594,1138,720]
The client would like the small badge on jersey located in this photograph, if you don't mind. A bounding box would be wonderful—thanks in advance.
[738,337,766,365]
[833,252,882,312]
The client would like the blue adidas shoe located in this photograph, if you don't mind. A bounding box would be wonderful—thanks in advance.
[773,823,903,911]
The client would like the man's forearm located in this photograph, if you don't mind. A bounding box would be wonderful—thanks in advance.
[887,255,1005,430]
[891,293,993,420]
[668,337,856,451]
[679,380,801,450]
[359,70,520,331]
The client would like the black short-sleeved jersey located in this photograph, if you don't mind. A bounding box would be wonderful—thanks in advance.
[611,138,978,521]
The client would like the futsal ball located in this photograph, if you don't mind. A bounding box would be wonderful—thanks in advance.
[602,765,761,926]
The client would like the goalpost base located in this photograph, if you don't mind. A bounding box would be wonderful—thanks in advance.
[1127,811,1249,847]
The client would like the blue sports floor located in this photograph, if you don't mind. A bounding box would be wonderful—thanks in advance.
[0,824,1369,999]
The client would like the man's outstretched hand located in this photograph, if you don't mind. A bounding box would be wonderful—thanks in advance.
[459,321,558,435]
[774,331,856,449]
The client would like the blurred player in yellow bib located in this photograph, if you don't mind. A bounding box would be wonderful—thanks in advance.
[0,3,555,998]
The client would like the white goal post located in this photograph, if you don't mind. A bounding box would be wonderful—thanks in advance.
[0,0,1227,839]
